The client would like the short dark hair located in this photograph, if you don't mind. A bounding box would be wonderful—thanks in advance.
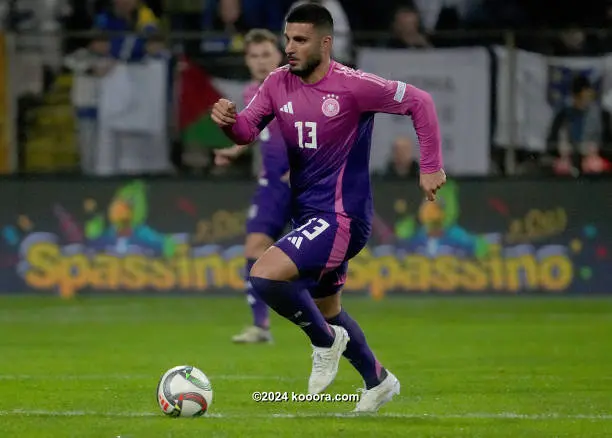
[285,3,334,34]
[572,75,592,95]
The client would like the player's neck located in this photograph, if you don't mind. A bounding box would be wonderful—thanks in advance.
[301,57,332,85]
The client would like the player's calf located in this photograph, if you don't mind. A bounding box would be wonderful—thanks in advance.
[312,272,390,391]
[315,271,396,403]
[325,307,389,390]
[249,275,335,347]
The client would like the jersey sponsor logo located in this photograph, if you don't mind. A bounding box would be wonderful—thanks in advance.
[321,94,340,117]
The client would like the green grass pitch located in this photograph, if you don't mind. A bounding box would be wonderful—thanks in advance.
[0,295,611,437]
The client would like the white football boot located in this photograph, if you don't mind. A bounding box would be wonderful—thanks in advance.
[231,326,273,343]
[353,371,400,413]
[308,325,350,394]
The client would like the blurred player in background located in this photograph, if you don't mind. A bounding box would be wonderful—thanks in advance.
[214,29,290,344]
[212,4,445,412]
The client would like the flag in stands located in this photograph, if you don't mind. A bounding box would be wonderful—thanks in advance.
[178,58,246,150]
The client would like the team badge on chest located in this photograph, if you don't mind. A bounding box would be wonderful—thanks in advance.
[321,94,340,117]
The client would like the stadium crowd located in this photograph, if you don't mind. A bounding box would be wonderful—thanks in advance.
[3,0,612,177]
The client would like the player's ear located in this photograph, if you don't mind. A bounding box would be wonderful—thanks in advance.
[321,35,332,51]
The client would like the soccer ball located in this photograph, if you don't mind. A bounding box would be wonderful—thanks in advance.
[157,365,213,417]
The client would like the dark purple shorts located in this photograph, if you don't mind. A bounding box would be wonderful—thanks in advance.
[245,176,292,240]
[275,213,370,298]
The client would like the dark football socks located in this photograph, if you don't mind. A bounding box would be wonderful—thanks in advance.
[249,276,335,347]
[326,309,388,389]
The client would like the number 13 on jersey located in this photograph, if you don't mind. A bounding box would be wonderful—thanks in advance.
[294,121,318,149]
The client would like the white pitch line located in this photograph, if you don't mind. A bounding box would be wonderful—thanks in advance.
[0,410,611,421]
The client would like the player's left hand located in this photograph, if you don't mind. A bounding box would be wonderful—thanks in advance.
[281,171,290,183]
[420,169,446,201]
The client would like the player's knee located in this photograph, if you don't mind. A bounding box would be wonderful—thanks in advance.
[249,259,275,279]
[315,295,342,319]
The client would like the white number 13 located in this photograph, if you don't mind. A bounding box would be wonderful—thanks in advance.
[295,217,330,240]
[294,121,317,149]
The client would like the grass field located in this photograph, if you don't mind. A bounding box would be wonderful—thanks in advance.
[0,295,611,437]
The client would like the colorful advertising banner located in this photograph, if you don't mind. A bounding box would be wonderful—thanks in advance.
[0,178,609,298]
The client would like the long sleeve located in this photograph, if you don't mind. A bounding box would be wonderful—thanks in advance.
[353,71,443,173]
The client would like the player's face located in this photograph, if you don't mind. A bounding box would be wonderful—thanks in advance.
[245,41,282,82]
[284,22,331,78]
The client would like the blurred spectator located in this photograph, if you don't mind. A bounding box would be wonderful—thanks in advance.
[93,0,161,62]
[385,137,419,177]
[200,0,247,53]
[337,0,394,35]
[412,0,481,32]
[64,0,99,31]
[64,33,114,173]
[552,146,579,176]
[240,0,286,32]
[163,0,203,55]
[289,0,353,64]
[385,6,431,49]
[459,0,527,30]
[547,76,610,156]
[581,143,612,174]
[63,1,99,52]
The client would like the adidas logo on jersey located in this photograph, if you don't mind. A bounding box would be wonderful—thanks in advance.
[288,236,303,249]
[280,102,294,114]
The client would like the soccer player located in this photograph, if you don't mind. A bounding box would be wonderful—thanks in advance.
[211,4,446,412]
[214,29,290,344]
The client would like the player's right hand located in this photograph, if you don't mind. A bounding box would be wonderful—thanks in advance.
[211,99,236,127]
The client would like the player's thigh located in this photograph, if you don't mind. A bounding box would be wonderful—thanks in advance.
[250,245,300,281]
[244,233,275,259]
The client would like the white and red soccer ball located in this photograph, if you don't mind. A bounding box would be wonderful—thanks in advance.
[157,365,213,417]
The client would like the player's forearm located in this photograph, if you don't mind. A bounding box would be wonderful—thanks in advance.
[223,115,258,145]
[409,88,443,173]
